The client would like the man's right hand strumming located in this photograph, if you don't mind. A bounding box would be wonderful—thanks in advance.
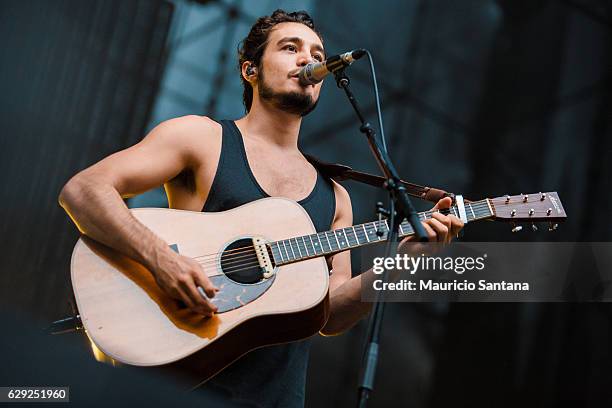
[150,251,219,316]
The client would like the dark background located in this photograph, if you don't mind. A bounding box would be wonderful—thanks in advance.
[0,0,610,407]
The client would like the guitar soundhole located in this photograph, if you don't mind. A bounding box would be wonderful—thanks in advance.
[220,238,264,284]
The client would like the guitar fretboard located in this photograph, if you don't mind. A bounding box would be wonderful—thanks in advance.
[269,199,493,265]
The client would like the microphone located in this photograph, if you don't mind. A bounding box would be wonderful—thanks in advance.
[298,49,366,86]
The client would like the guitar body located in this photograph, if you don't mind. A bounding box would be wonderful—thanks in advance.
[70,197,330,387]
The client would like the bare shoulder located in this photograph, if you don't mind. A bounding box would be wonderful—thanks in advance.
[164,114,220,132]
[331,180,353,227]
[150,115,221,146]
[148,115,222,164]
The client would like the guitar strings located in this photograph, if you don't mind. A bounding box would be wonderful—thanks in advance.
[190,202,490,262]
[190,203,494,269]
[198,203,501,278]
[189,202,492,265]
[206,261,263,278]
[192,203,496,276]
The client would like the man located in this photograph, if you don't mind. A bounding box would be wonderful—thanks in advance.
[59,9,463,407]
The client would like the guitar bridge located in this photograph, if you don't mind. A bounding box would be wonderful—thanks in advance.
[252,237,275,279]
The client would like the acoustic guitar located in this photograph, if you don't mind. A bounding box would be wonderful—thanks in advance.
[70,192,566,387]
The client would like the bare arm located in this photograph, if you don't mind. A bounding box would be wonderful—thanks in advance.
[321,185,464,335]
[59,115,221,315]
[320,181,367,335]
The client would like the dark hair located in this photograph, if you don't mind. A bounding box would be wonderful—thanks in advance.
[237,9,322,112]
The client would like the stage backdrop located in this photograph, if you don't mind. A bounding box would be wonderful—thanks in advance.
[0,0,173,320]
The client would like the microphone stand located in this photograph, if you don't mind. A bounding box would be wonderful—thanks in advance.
[332,69,429,408]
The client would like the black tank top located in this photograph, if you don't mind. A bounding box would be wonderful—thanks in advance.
[198,119,336,407]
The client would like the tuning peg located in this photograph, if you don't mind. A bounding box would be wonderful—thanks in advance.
[546,208,552,216]
[548,222,558,232]
[512,223,523,233]
[528,209,535,216]
[375,201,390,217]
[505,195,510,203]
[540,192,546,201]
[531,223,538,231]
[523,194,528,203]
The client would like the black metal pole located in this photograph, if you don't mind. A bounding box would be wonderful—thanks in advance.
[332,70,428,408]
[357,198,400,408]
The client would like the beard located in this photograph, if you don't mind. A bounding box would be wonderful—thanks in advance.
[258,70,319,117]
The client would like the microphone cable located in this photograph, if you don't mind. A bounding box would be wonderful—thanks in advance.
[364,49,389,155]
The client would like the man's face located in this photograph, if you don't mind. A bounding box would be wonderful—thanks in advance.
[256,22,325,116]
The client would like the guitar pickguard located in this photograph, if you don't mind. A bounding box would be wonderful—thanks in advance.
[208,273,275,313]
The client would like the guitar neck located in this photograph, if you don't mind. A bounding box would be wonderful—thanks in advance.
[270,199,493,265]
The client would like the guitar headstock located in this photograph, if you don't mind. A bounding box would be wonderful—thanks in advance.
[489,192,567,232]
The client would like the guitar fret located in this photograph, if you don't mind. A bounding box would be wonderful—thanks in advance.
[281,240,291,261]
[336,229,348,249]
[320,232,331,253]
[272,242,284,263]
[286,240,295,260]
[332,230,341,248]
[323,231,334,252]
[301,236,311,257]
[347,227,359,246]
[293,238,304,258]
[334,230,342,249]
[299,237,306,256]
[354,225,365,245]
[480,201,489,218]
[372,222,382,241]
[365,223,375,241]
[364,224,371,241]
[468,200,483,220]
[485,199,493,217]
[288,240,297,259]
[314,234,324,255]
[334,231,341,249]
[361,224,370,243]
[308,235,319,255]
[343,229,349,247]
[325,231,336,251]
[382,221,389,236]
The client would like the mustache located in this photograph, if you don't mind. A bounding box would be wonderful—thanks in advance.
[287,68,304,78]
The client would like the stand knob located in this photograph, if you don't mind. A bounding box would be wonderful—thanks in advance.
[375,202,388,237]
